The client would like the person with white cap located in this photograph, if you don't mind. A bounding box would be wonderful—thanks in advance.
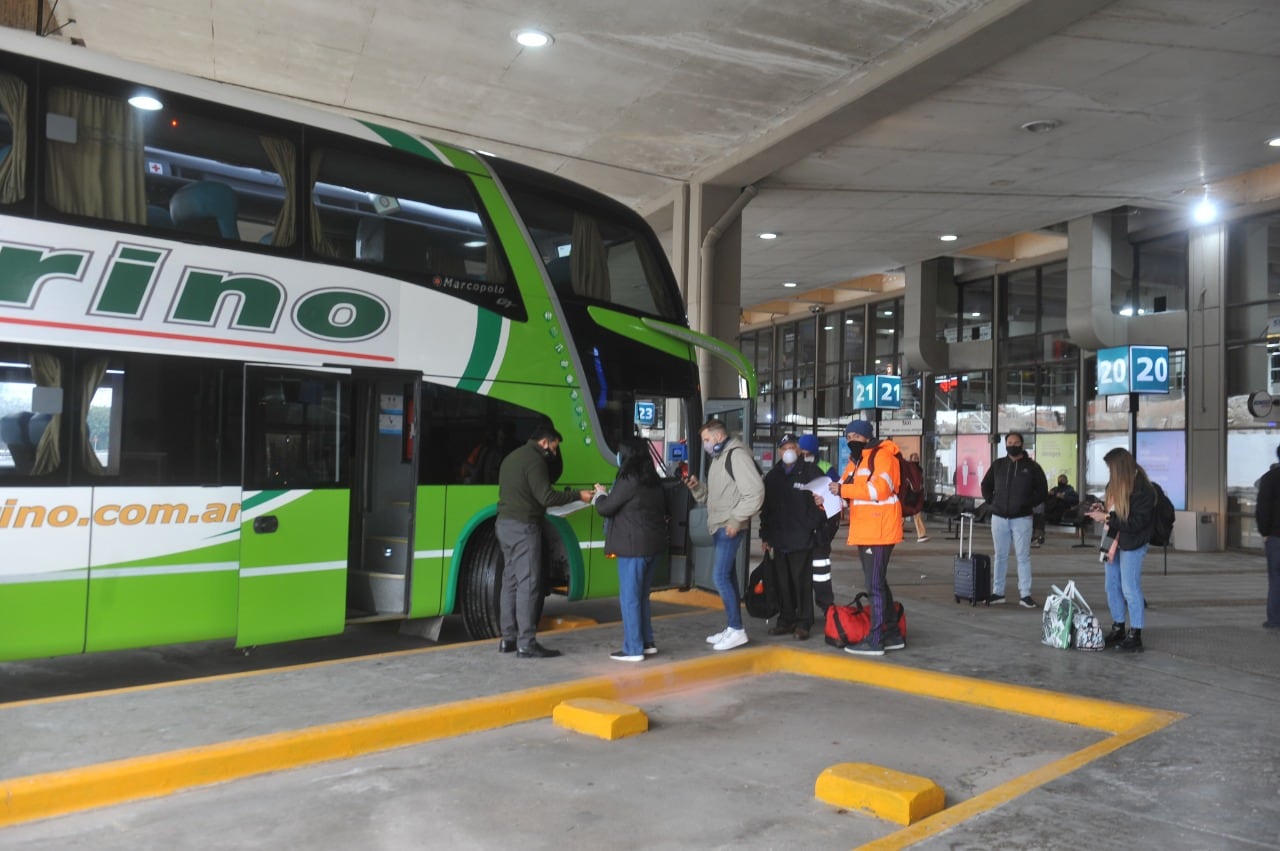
[829,418,905,656]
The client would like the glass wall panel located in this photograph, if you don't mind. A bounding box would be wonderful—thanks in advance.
[997,366,1037,433]
[1040,261,1068,333]
[956,371,991,434]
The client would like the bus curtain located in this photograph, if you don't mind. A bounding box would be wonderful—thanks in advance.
[44,86,146,225]
[0,71,27,205]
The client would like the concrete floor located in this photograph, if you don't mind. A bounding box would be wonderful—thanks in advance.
[1,525,1278,849]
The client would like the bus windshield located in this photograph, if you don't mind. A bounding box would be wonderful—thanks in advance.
[495,162,684,322]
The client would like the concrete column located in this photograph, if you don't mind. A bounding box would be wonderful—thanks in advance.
[685,184,747,400]
[904,258,951,373]
[1186,224,1227,548]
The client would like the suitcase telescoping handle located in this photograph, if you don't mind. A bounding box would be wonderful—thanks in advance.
[959,511,974,559]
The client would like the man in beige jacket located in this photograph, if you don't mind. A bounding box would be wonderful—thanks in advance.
[685,419,765,650]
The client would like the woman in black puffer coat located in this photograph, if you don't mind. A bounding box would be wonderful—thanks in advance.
[592,437,667,662]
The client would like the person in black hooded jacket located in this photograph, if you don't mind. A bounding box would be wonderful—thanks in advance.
[592,436,667,662]
[760,433,826,640]
[980,432,1048,608]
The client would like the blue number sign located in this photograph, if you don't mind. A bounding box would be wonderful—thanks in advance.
[853,375,902,410]
[1129,346,1170,394]
[634,401,656,426]
[1097,346,1169,395]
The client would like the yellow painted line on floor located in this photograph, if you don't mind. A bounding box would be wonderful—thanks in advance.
[1,597,719,712]
[0,645,1182,843]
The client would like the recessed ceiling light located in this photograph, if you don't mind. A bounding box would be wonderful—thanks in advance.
[513,29,553,47]
[464,240,487,248]
[939,234,958,242]
[759,232,778,240]
[782,281,797,288]
[970,312,981,318]
[1020,118,1061,134]
[845,319,854,325]
[1192,198,1218,225]
[128,94,163,111]
[823,325,834,331]
[1268,137,1280,148]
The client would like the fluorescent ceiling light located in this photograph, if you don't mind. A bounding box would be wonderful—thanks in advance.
[464,240,487,248]
[782,281,797,288]
[1268,137,1280,147]
[758,232,778,240]
[939,234,958,242]
[514,29,553,47]
[129,95,163,111]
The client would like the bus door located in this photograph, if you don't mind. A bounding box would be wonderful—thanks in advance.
[237,365,353,647]
[347,373,419,617]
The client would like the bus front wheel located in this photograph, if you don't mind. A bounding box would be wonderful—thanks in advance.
[460,525,504,639]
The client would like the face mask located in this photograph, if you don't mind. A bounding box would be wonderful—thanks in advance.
[781,449,798,465]
[847,440,864,460]
[1006,446,1023,458]
[704,439,725,456]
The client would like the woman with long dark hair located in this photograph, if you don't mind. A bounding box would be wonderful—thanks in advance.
[592,437,667,661]
[1085,447,1155,652]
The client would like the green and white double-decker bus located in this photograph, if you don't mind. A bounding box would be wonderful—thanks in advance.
[0,30,749,662]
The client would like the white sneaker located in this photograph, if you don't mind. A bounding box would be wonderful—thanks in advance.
[712,628,749,651]
[706,628,729,644]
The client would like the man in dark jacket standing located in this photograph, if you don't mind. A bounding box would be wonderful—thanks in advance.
[496,425,592,658]
[980,432,1048,608]
[760,433,826,640]
[1254,444,1280,630]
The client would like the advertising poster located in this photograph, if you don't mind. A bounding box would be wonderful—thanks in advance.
[955,434,989,498]
[1137,431,1186,509]
[1033,433,1077,483]
[894,435,922,464]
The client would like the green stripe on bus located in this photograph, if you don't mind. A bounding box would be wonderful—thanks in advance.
[241,490,284,512]
[357,121,442,163]
[457,308,502,392]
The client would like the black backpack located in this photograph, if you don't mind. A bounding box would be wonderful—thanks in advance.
[1149,481,1175,547]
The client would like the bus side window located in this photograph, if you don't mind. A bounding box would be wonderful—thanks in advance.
[0,70,27,205]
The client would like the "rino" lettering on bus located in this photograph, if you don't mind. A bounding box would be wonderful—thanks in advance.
[0,241,390,343]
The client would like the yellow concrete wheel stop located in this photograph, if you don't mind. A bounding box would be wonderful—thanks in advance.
[815,761,945,825]
[552,697,648,740]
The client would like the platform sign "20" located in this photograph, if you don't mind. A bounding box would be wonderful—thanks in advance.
[1096,346,1170,395]
[853,374,902,410]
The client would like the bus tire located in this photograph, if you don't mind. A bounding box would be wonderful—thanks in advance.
[460,524,504,640]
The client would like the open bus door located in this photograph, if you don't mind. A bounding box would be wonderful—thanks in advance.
[237,365,352,647]
[688,397,754,594]
[346,373,420,619]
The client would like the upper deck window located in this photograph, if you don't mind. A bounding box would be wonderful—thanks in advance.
[498,168,683,322]
[42,84,294,245]
[310,146,523,321]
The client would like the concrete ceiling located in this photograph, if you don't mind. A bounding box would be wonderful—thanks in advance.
[43,0,1280,320]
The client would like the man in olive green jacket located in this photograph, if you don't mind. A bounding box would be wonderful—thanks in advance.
[496,425,591,658]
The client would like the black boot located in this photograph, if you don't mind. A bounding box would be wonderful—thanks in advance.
[1118,627,1143,653]
[1104,623,1126,648]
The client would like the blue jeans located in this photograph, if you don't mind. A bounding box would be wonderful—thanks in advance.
[991,514,1033,598]
[1105,544,1148,629]
[617,555,656,656]
[712,528,744,630]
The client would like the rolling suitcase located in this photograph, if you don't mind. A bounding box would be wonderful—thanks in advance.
[953,512,992,606]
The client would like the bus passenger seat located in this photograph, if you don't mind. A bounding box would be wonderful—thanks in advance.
[1,411,35,474]
[355,216,385,263]
[147,204,173,229]
[170,180,241,240]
